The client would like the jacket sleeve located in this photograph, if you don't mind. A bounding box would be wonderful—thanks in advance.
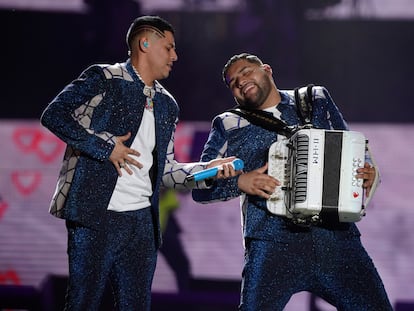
[40,65,116,161]
[161,116,210,191]
[192,115,242,203]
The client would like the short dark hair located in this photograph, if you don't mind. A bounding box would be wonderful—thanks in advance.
[126,15,175,51]
[222,53,263,86]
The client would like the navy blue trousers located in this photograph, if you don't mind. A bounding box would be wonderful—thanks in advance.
[64,208,156,311]
[239,224,393,311]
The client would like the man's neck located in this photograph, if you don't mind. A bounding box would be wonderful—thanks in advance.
[259,89,281,110]
[131,57,154,87]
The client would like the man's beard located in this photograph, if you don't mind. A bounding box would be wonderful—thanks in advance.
[238,79,271,110]
[240,97,263,110]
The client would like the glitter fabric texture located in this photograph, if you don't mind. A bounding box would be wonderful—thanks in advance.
[41,59,210,240]
[193,86,392,310]
[40,59,179,234]
[65,209,156,311]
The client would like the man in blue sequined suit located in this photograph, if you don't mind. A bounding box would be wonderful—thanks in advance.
[41,16,234,311]
[192,53,392,311]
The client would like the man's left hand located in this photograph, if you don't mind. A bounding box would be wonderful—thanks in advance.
[357,162,376,197]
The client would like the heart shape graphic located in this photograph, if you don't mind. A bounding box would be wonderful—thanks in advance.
[13,128,42,152]
[0,200,9,220]
[13,128,65,163]
[11,171,42,196]
[353,192,360,198]
[0,270,20,285]
[35,134,65,163]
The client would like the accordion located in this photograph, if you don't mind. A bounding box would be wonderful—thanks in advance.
[267,128,378,224]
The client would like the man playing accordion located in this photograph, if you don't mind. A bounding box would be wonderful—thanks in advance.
[192,53,392,311]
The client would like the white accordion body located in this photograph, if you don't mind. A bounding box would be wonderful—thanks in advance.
[267,128,374,223]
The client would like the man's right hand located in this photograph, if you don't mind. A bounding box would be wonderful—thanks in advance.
[109,132,143,176]
[237,163,280,199]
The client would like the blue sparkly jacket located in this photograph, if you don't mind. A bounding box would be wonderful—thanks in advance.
[41,59,206,245]
[192,86,361,241]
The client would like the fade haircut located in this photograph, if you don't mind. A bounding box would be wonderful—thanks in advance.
[222,53,263,87]
[126,15,175,52]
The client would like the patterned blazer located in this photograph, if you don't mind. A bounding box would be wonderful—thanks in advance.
[41,59,206,245]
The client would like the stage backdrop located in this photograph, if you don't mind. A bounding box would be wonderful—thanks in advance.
[0,120,413,310]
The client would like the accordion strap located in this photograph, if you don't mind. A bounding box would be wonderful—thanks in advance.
[294,84,314,125]
[227,108,293,138]
[227,84,317,137]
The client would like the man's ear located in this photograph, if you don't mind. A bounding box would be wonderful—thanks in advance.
[262,64,273,75]
[139,38,149,52]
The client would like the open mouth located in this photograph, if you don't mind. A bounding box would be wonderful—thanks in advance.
[242,83,255,95]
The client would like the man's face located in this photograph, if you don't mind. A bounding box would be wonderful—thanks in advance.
[146,31,178,80]
[225,59,272,109]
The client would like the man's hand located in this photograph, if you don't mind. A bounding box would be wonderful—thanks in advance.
[238,163,280,199]
[206,157,241,179]
[109,132,143,176]
[357,162,376,197]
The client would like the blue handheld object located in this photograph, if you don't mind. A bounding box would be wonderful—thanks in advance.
[232,158,244,170]
[186,159,244,182]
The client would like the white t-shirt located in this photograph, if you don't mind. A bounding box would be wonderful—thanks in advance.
[107,107,155,212]
[264,104,283,120]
